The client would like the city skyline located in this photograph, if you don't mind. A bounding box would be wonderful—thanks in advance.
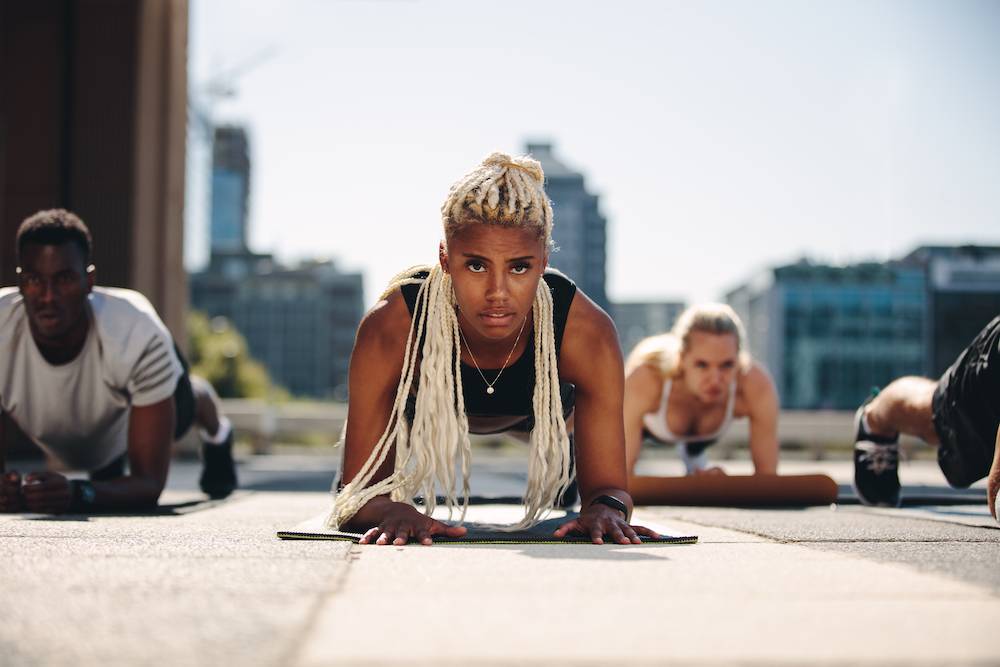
[186,0,1000,308]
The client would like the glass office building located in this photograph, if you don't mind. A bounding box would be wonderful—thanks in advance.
[191,256,364,399]
[728,261,927,410]
[612,301,686,358]
[527,142,609,313]
[902,245,1000,377]
[210,126,251,253]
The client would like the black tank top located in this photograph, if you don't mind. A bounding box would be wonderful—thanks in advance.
[401,269,577,422]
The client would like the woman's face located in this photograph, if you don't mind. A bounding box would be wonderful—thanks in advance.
[441,224,547,343]
[678,331,739,404]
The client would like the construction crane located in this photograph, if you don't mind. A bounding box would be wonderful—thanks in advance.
[188,45,278,141]
[186,45,277,263]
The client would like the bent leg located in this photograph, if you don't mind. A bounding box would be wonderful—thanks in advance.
[988,427,1000,521]
[864,376,939,444]
[189,375,223,438]
[188,374,236,498]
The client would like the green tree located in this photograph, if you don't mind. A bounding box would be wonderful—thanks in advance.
[186,311,287,400]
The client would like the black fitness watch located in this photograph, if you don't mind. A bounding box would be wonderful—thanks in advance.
[589,494,629,520]
[70,480,97,512]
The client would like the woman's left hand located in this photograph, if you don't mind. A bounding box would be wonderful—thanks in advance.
[553,505,661,545]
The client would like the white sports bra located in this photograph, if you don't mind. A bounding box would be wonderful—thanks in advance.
[642,378,737,444]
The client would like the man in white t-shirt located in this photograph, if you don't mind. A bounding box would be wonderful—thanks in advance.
[0,209,237,513]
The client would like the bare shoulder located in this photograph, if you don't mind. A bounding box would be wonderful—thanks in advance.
[737,361,779,410]
[353,288,412,361]
[624,362,663,413]
[562,290,618,347]
[625,361,662,392]
[559,290,622,384]
[740,362,776,392]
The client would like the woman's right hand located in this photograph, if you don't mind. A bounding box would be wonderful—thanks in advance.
[355,500,468,546]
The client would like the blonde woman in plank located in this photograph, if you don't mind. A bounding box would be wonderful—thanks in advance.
[624,304,780,476]
[328,152,657,545]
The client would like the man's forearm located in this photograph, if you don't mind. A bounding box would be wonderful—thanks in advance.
[0,412,7,473]
[88,475,164,510]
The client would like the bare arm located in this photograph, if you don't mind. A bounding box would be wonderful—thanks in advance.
[988,425,1000,521]
[559,294,629,508]
[623,364,662,474]
[103,397,175,507]
[743,363,780,475]
[338,292,409,509]
[338,291,466,544]
[21,397,174,513]
[0,412,20,512]
[554,294,659,543]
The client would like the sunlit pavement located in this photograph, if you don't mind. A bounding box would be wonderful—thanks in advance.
[1,453,997,666]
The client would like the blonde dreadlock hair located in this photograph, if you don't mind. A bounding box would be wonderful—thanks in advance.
[327,152,572,531]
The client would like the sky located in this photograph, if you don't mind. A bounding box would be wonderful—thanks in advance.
[186,0,1000,307]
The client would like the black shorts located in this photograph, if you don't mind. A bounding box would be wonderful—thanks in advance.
[931,315,1000,488]
[172,342,196,440]
[641,430,717,456]
[91,342,195,481]
[403,383,576,436]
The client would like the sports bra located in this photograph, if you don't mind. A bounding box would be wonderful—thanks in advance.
[642,377,737,446]
[400,269,576,424]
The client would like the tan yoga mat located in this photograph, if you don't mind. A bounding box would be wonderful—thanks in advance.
[629,473,839,507]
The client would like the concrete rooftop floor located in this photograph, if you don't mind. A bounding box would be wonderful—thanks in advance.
[1,452,998,666]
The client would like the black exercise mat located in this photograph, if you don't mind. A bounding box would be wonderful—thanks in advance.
[277,512,698,545]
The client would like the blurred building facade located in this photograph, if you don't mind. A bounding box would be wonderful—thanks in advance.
[611,301,687,358]
[727,260,927,410]
[191,122,363,398]
[0,0,189,338]
[526,142,609,312]
[901,245,1000,377]
[191,257,363,399]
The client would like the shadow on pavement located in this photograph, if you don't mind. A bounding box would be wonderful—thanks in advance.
[240,472,335,492]
[19,496,234,519]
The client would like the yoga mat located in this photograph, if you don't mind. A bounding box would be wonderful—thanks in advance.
[859,504,999,530]
[629,473,838,507]
[277,512,698,545]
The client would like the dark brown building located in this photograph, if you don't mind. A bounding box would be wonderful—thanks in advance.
[0,0,189,336]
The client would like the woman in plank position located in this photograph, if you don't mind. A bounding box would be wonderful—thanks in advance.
[327,152,656,545]
[623,304,780,477]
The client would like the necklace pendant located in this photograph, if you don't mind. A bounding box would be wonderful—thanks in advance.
[486,386,495,395]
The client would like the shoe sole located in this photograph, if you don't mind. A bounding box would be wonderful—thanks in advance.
[851,478,902,508]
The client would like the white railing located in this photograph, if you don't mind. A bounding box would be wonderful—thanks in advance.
[219,399,347,452]
[218,401,929,458]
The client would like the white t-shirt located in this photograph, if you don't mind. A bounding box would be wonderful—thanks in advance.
[0,286,182,471]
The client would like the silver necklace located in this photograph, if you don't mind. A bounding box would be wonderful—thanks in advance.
[458,314,528,395]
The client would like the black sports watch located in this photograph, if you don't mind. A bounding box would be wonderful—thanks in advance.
[70,480,97,512]
[589,494,629,520]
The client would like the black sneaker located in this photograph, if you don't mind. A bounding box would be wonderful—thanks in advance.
[852,403,901,507]
[199,431,238,499]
